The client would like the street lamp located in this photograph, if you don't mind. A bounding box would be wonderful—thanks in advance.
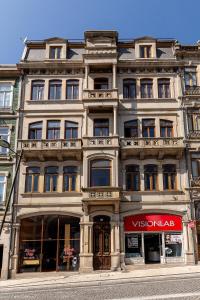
[0,139,23,236]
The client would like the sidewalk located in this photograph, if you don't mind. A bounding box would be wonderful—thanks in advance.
[1,264,200,290]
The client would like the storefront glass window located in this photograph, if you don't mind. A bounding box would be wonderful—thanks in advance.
[165,233,182,257]
[125,233,142,258]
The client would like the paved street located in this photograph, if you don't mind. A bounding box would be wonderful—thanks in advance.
[1,274,200,300]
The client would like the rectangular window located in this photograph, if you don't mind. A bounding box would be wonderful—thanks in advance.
[142,119,155,137]
[140,46,152,58]
[0,83,12,108]
[158,79,171,98]
[184,68,197,88]
[63,166,77,192]
[165,233,182,257]
[144,165,157,191]
[90,160,111,187]
[25,167,40,193]
[44,167,58,192]
[94,119,109,137]
[125,233,142,258]
[66,80,79,99]
[28,122,42,140]
[0,175,6,203]
[126,165,140,191]
[65,121,78,139]
[31,81,44,101]
[49,46,62,59]
[192,160,200,178]
[49,81,62,100]
[123,80,136,99]
[47,121,60,139]
[0,127,9,154]
[124,120,138,138]
[141,79,153,98]
[163,165,176,190]
[160,120,173,138]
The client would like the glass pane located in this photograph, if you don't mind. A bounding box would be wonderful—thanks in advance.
[91,169,110,186]
[46,167,58,174]
[63,175,69,191]
[149,127,155,137]
[48,121,60,128]
[165,234,182,257]
[65,122,78,128]
[33,175,39,192]
[63,166,77,173]
[19,241,41,273]
[45,175,51,192]
[20,217,42,240]
[91,160,110,168]
[125,234,142,258]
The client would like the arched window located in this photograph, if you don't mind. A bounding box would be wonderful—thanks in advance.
[44,166,58,192]
[140,79,153,98]
[163,164,176,190]
[144,164,157,191]
[123,79,136,99]
[25,167,40,193]
[28,122,42,140]
[47,120,60,139]
[48,80,62,100]
[66,80,79,99]
[63,166,78,191]
[142,119,155,137]
[31,80,45,101]
[94,78,108,90]
[90,159,111,187]
[160,120,173,137]
[65,121,78,139]
[158,79,170,98]
[124,120,138,138]
[126,165,140,191]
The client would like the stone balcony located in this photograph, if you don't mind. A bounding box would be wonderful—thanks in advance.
[82,187,120,213]
[82,136,119,149]
[191,177,200,188]
[120,137,185,159]
[18,139,82,160]
[82,89,118,108]
[185,86,200,96]
[187,130,200,139]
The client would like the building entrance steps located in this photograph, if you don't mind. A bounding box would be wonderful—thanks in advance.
[1,264,200,289]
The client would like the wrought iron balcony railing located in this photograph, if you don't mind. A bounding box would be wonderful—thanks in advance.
[191,177,200,187]
[185,86,200,96]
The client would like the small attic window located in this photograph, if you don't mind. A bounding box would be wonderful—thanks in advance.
[140,45,152,58]
[49,46,62,59]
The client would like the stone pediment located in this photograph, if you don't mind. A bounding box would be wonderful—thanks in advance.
[135,36,157,42]
[45,37,67,43]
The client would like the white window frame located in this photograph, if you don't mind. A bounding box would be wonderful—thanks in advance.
[0,173,8,204]
[0,82,13,108]
[0,126,10,154]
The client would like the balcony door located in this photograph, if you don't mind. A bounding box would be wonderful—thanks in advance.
[93,215,111,270]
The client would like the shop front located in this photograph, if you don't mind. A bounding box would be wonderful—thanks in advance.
[124,213,183,265]
[18,215,80,273]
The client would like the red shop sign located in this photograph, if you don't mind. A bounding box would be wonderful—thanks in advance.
[124,214,182,232]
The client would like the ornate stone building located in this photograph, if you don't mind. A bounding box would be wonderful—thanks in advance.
[8,31,195,277]
[0,65,20,279]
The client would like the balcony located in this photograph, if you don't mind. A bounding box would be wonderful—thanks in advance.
[82,136,119,149]
[18,139,82,160]
[120,137,185,159]
[82,187,120,213]
[82,89,118,108]
[191,177,200,188]
[187,130,200,139]
[185,86,200,96]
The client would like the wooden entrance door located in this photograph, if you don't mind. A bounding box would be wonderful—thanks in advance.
[93,216,111,270]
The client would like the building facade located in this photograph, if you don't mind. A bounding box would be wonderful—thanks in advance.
[177,43,200,262]
[8,31,196,277]
[0,66,20,279]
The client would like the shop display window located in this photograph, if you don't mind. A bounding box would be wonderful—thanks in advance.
[125,233,142,258]
[165,233,182,257]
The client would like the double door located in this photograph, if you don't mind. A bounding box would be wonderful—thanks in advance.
[93,220,111,270]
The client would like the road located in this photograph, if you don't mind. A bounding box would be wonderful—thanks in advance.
[1,274,200,299]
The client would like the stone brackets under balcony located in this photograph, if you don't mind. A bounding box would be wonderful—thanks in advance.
[82,136,119,149]
[18,139,82,160]
[120,137,185,159]
[82,89,118,109]
[82,187,120,214]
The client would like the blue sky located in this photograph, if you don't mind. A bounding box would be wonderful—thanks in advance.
[0,0,199,63]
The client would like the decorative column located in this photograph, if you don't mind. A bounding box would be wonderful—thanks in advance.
[158,164,163,191]
[115,151,119,187]
[10,223,20,278]
[140,164,144,191]
[79,216,93,272]
[113,106,117,135]
[85,65,89,89]
[122,168,126,191]
[112,64,117,89]
[119,221,126,270]
[43,79,49,100]
[83,107,88,137]
[110,218,121,271]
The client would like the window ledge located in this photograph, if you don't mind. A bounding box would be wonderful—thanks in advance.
[123,190,184,195]
[120,98,177,102]
[26,100,81,104]
[21,192,82,197]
